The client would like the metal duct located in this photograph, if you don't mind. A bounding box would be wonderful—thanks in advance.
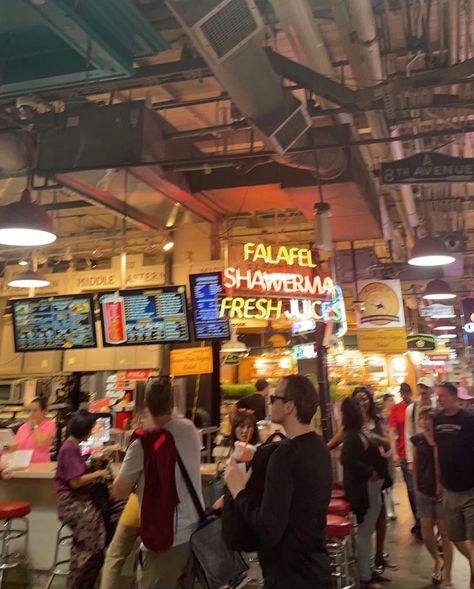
[0,133,31,178]
[165,0,347,179]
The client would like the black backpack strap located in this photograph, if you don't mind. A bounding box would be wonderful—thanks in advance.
[176,451,206,522]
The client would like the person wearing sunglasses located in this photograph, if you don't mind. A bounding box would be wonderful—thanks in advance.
[225,374,332,589]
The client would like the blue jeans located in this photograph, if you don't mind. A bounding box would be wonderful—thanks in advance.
[400,458,418,523]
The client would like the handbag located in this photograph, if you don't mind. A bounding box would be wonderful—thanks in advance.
[176,452,249,589]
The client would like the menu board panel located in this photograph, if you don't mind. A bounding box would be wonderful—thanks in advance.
[190,272,230,341]
[11,295,97,352]
[99,286,190,346]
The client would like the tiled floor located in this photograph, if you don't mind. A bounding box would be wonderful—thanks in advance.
[24,480,472,589]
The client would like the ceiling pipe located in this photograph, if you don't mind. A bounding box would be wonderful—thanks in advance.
[269,0,402,256]
[332,0,418,248]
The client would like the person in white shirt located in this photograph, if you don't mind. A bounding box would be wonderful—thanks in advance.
[405,377,435,470]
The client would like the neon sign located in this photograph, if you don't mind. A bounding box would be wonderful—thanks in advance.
[243,243,317,267]
[222,267,334,296]
[218,242,347,336]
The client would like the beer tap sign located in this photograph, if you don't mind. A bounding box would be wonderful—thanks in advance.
[218,242,346,335]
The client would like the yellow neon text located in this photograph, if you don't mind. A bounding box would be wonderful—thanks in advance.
[243,243,317,268]
[218,297,343,321]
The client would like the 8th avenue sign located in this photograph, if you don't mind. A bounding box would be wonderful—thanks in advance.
[381,152,474,184]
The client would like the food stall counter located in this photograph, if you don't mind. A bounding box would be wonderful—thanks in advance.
[1,461,219,571]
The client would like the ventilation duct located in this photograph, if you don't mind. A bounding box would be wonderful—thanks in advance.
[165,0,347,178]
[0,133,31,178]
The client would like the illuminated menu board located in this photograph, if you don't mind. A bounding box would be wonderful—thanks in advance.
[190,272,230,340]
[99,287,190,346]
[11,295,97,352]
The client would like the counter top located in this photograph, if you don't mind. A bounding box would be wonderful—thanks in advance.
[10,462,56,479]
[9,461,218,480]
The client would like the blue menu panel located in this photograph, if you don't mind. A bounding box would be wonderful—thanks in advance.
[190,272,230,341]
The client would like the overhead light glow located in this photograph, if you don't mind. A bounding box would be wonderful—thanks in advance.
[408,236,455,267]
[438,333,456,339]
[0,189,57,247]
[422,279,456,300]
[431,312,456,319]
[8,270,50,289]
[162,240,174,252]
[18,258,28,266]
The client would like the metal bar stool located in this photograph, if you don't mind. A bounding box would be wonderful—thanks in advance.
[0,501,31,585]
[326,514,355,589]
[45,524,72,589]
[328,499,358,586]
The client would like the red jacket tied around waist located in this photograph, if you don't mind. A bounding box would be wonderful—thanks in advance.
[130,428,179,551]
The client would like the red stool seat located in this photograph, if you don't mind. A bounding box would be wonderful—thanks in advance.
[331,488,346,500]
[333,480,344,490]
[326,514,352,538]
[0,501,31,519]
[329,498,351,517]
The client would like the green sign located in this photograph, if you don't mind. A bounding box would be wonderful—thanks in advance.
[407,334,436,351]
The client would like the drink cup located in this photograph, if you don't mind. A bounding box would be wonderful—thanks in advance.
[234,441,257,463]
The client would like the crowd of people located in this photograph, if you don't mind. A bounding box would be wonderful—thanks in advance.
[338,379,474,589]
[1,376,471,589]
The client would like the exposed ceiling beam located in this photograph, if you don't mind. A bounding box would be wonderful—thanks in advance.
[129,165,220,223]
[55,173,165,231]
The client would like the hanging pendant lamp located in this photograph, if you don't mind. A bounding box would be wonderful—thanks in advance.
[8,269,50,289]
[433,319,456,331]
[0,188,56,247]
[422,278,456,300]
[408,236,455,267]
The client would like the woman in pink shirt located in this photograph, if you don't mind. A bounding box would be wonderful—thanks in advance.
[15,397,56,463]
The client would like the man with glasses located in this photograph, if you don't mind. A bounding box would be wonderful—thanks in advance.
[112,376,203,589]
[434,382,474,589]
[225,374,332,589]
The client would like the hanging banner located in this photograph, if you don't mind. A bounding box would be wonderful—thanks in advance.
[461,298,474,346]
[407,333,436,351]
[381,152,474,185]
[357,279,405,328]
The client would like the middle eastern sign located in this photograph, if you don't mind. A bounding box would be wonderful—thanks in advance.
[407,334,436,352]
[461,298,474,347]
[381,152,474,185]
[420,303,455,318]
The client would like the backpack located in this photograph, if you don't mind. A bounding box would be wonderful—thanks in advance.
[131,428,180,552]
[221,432,286,552]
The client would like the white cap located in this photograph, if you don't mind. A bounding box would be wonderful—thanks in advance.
[417,376,434,388]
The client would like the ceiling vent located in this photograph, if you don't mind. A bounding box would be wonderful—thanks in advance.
[192,0,263,64]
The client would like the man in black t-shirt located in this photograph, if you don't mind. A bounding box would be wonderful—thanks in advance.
[225,375,332,589]
[434,382,474,586]
[236,379,269,422]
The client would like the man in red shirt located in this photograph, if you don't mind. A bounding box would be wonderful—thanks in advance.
[389,382,420,538]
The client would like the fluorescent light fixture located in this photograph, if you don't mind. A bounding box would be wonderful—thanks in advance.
[438,333,456,339]
[408,236,455,267]
[431,312,456,319]
[18,258,28,266]
[162,240,174,252]
[0,189,56,247]
[422,279,456,300]
[8,270,50,288]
